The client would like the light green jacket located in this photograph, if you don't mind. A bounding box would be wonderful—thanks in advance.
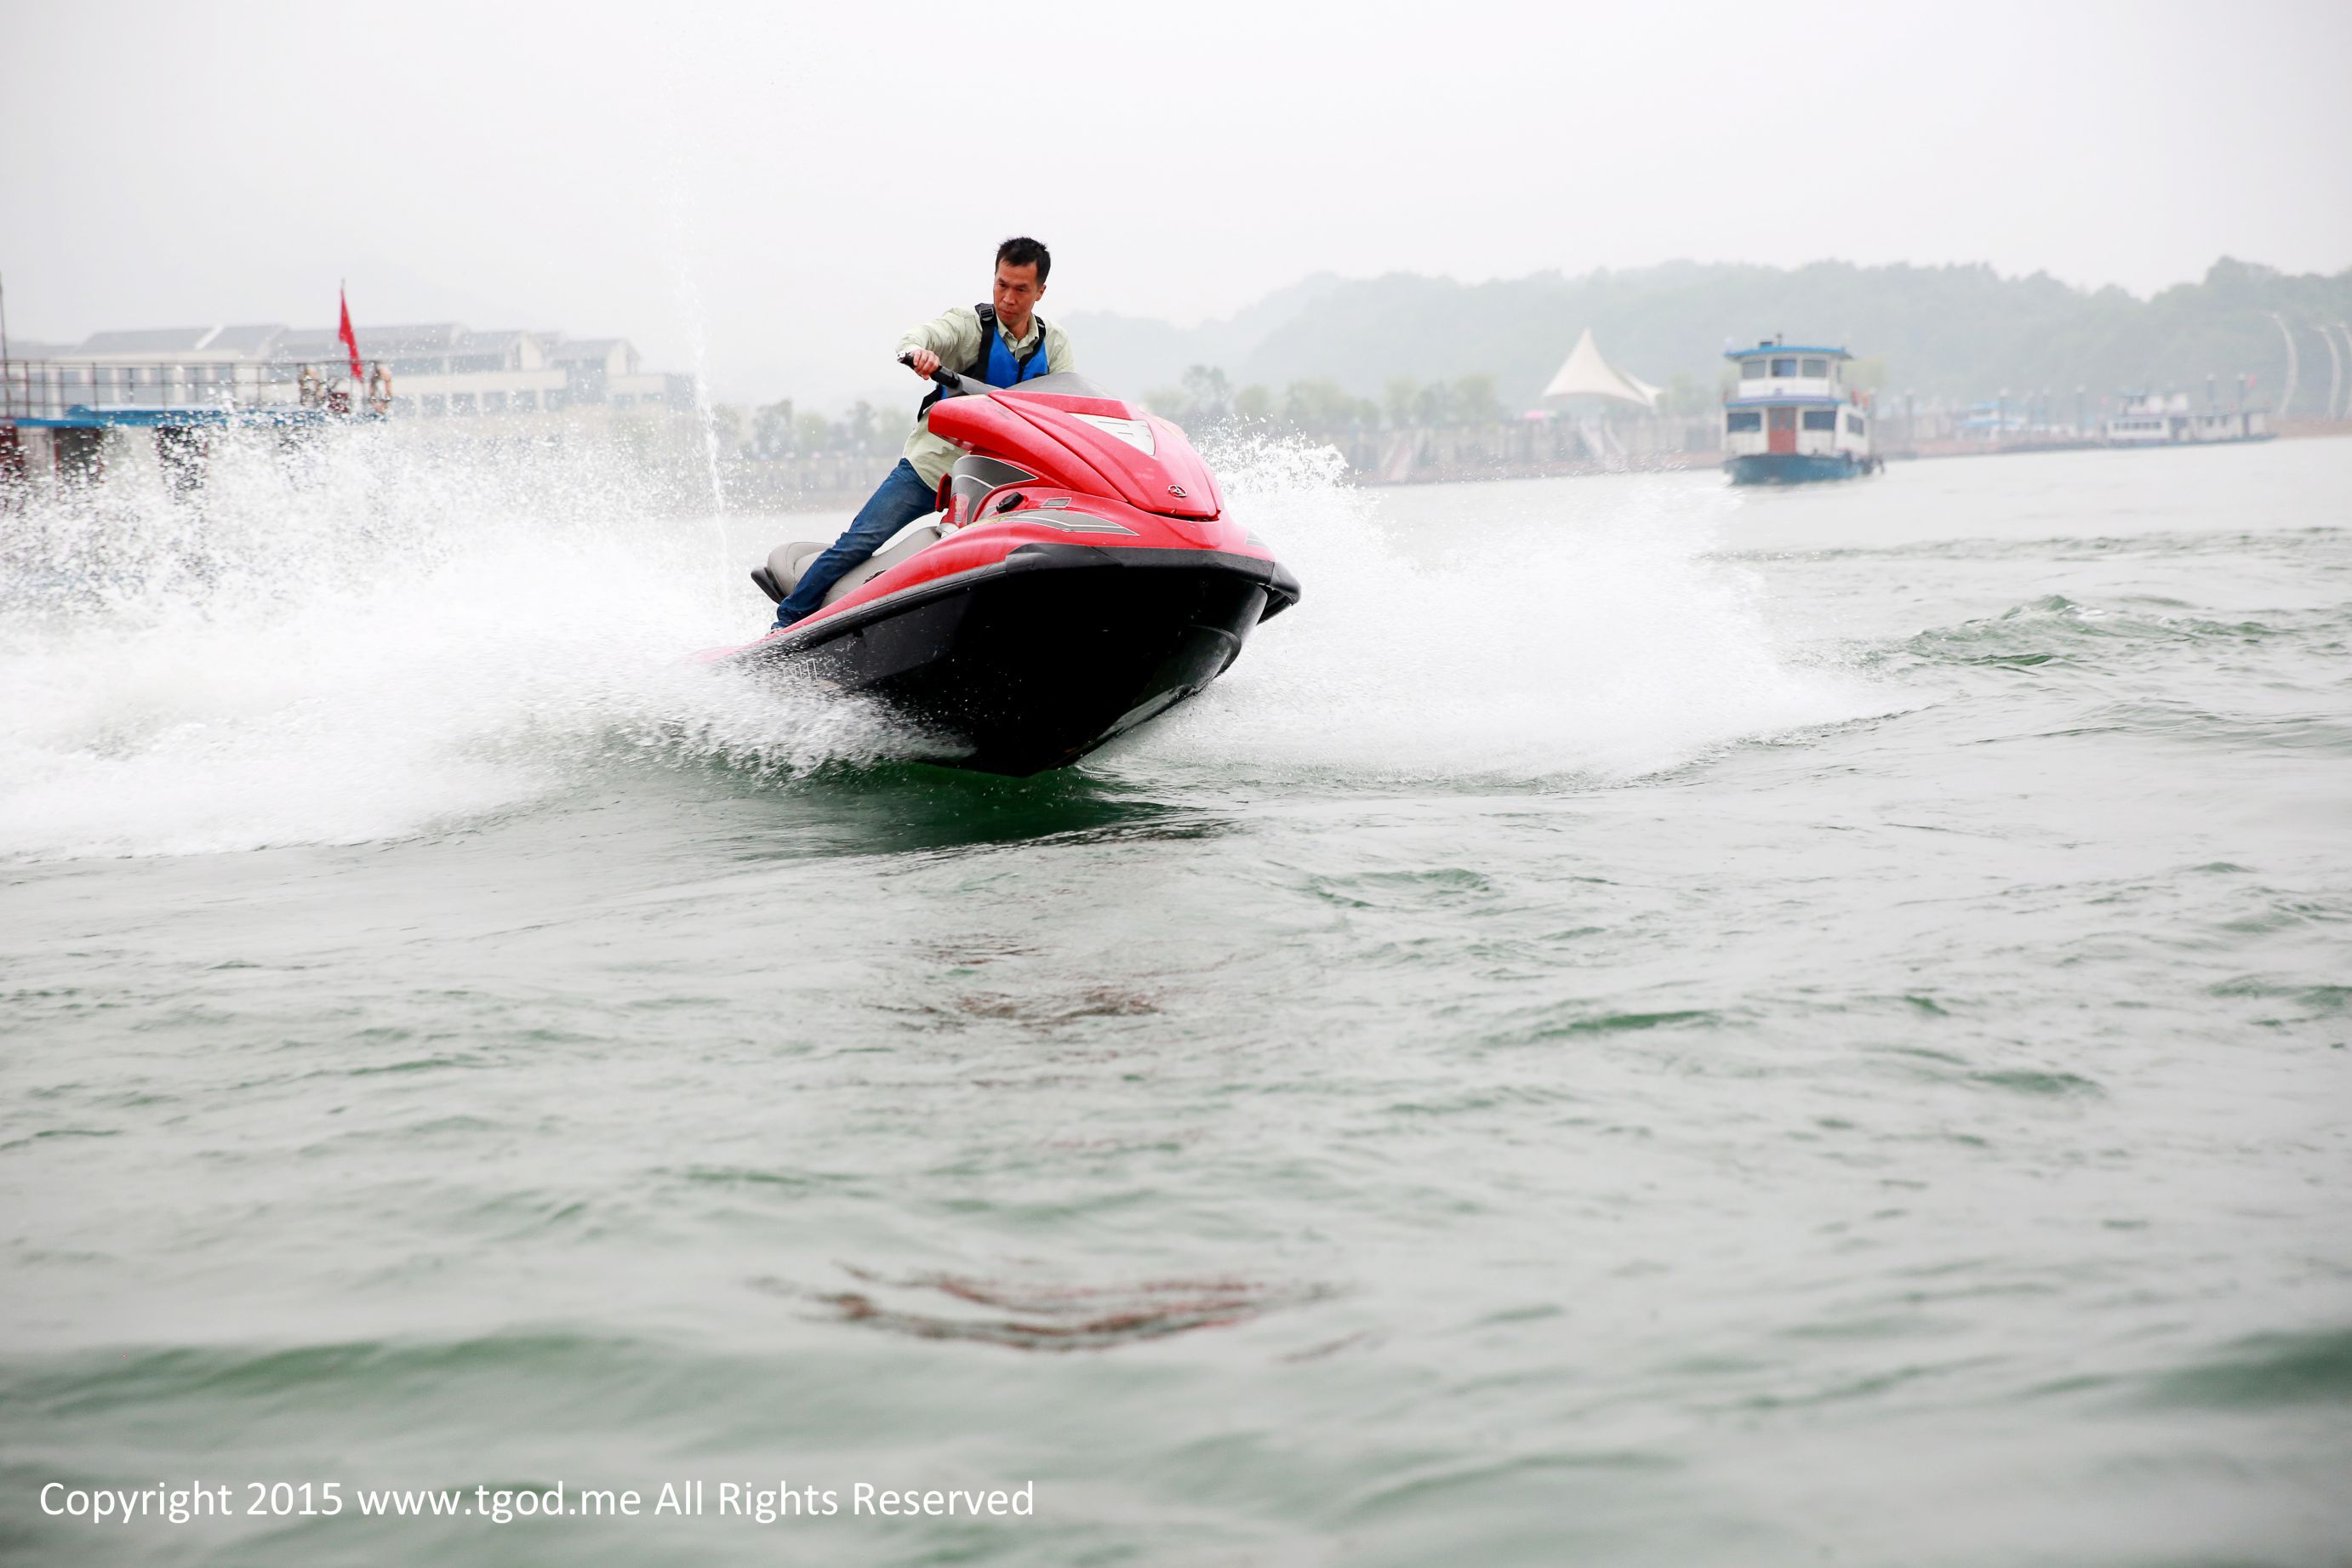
[893,305,1076,487]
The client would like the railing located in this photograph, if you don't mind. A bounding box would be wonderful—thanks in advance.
[1,360,382,422]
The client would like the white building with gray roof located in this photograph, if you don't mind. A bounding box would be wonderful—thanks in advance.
[6,322,688,417]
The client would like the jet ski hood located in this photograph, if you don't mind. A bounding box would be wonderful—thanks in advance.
[928,373,1225,521]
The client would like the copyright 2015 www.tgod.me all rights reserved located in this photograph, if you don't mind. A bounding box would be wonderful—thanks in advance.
[38,1479,1039,1526]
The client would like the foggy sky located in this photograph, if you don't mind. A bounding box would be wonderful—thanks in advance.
[4,0,2349,408]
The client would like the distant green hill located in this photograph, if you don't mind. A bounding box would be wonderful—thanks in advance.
[1067,258,2352,415]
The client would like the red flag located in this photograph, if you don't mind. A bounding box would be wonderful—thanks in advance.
[337,285,363,381]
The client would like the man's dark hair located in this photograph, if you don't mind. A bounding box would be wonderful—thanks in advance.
[996,236,1051,284]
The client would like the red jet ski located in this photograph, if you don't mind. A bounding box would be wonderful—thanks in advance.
[705,362,1300,777]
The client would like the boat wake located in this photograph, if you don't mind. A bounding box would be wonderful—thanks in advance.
[0,425,1884,863]
[0,428,920,864]
[1109,436,1885,785]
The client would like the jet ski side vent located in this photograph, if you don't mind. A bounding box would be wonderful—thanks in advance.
[1021,511,1136,535]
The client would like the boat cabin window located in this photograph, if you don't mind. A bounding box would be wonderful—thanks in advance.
[1725,410,1762,431]
[1801,409,1838,431]
[1741,359,1767,379]
[1844,413,1865,436]
[1801,358,1829,378]
[1771,357,1797,378]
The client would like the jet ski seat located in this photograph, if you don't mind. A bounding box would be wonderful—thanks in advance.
[751,522,946,608]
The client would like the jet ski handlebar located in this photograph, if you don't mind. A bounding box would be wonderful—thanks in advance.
[900,352,990,399]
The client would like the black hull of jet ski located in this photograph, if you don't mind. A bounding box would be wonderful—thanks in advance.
[736,543,1296,776]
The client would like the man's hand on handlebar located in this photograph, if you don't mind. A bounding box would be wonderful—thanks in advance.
[905,349,941,378]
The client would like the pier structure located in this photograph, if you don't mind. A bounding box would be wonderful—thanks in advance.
[1,357,376,492]
[1,357,374,427]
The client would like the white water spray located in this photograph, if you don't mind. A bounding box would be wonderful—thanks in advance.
[0,427,911,864]
[1110,435,1881,785]
[0,426,1882,863]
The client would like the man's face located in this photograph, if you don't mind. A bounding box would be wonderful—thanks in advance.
[993,261,1044,326]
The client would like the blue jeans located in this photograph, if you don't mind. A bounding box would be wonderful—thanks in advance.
[774,459,939,626]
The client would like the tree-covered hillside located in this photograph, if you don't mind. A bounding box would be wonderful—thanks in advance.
[1068,259,2352,415]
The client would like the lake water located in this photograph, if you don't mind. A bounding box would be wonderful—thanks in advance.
[3,432,2348,1565]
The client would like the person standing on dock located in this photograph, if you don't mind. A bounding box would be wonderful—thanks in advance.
[767,237,1073,630]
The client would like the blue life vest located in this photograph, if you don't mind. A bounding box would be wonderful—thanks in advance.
[920,303,1050,415]
[976,303,1053,388]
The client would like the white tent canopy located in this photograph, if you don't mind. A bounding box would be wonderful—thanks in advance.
[1539,327,1658,409]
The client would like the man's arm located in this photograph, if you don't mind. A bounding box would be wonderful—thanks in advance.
[1043,320,1075,375]
[897,307,980,380]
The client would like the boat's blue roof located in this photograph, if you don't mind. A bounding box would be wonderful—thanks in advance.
[1725,345,1851,360]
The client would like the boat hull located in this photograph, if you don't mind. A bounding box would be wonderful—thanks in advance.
[1727,452,1876,485]
[732,542,1295,776]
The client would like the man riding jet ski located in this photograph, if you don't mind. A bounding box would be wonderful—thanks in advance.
[710,239,1299,777]
[767,236,1072,630]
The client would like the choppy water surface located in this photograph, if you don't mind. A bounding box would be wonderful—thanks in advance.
[3,434,2348,1565]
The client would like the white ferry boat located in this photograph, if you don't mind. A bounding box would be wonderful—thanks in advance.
[2104,392,2271,447]
[1721,339,1881,484]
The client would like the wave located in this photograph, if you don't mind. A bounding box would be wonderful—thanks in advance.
[1903,592,2323,659]
[0,426,921,863]
[0,428,1887,862]
[1105,438,1887,785]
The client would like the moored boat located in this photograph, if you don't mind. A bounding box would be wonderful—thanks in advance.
[2104,391,2272,447]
